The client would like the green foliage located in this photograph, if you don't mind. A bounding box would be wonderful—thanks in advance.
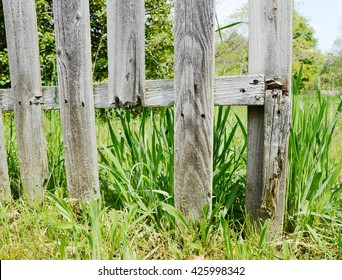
[215,5,248,76]
[89,0,108,82]
[98,108,174,210]
[321,37,342,90]
[145,0,174,79]
[292,11,324,89]
[286,71,342,239]
[213,106,246,221]
[0,1,9,87]
[215,30,248,76]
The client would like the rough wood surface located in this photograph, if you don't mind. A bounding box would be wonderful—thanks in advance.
[214,75,264,106]
[174,0,215,220]
[247,0,292,236]
[53,0,99,201]
[0,75,265,110]
[262,90,291,232]
[0,108,11,201]
[3,0,48,200]
[107,0,145,107]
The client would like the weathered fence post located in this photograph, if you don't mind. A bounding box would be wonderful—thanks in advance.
[53,0,100,202]
[0,108,11,201]
[247,0,293,236]
[174,0,215,220]
[3,0,49,201]
[107,0,145,107]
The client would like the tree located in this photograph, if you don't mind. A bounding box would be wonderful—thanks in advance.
[215,30,248,76]
[320,19,342,90]
[292,10,324,89]
[145,0,174,79]
[215,4,248,76]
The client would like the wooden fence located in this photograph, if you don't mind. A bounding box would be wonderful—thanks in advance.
[0,0,292,236]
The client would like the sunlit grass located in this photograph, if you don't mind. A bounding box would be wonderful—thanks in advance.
[0,78,341,259]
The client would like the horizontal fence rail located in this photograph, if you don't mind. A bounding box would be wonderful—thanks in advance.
[0,75,265,111]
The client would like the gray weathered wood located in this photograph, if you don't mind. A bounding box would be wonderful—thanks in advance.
[214,75,264,106]
[53,0,99,202]
[0,108,11,201]
[174,0,215,220]
[0,75,265,110]
[3,0,48,201]
[107,0,145,107]
[247,0,293,236]
[262,90,291,236]
[145,80,174,107]
[0,89,13,111]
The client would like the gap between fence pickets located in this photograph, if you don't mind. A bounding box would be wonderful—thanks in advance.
[0,107,11,201]
[0,75,265,111]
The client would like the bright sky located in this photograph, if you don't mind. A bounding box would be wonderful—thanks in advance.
[216,0,342,53]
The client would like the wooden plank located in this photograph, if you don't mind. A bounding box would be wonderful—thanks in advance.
[214,75,264,106]
[0,75,265,110]
[174,0,215,220]
[262,90,291,236]
[53,0,100,202]
[0,89,14,111]
[146,75,265,107]
[0,108,11,201]
[107,0,145,107]
[247,0,293,236]
[145,79,174,107]
[3,0,48,201]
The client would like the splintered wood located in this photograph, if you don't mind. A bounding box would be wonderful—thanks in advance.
[247,0,292,237]
[107,0,145,107]
[262,90,291,222]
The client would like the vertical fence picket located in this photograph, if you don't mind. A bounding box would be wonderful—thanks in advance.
[53,0,100,201]
[107,0,145,107]
[3,0,48,201]
[247,0,293,235]
[174,0,215,220]
[263,90,291,236]
[0,108,11,201]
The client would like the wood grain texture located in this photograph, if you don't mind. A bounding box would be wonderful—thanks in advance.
[0,108,11,201]
[247,0,292,235]
[0,75,265,110]
[3,0,48,201]
[174,0,215,220]
[214,75,264,105]
[107,0,145,107]
[262,90,291,236]
[53,0,99,202]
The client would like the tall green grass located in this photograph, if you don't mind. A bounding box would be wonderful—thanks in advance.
[1,73,341,259]
[286,69,342,244]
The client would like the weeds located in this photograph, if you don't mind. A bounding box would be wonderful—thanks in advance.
[0,75,341,259]
[286,71,342,244]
